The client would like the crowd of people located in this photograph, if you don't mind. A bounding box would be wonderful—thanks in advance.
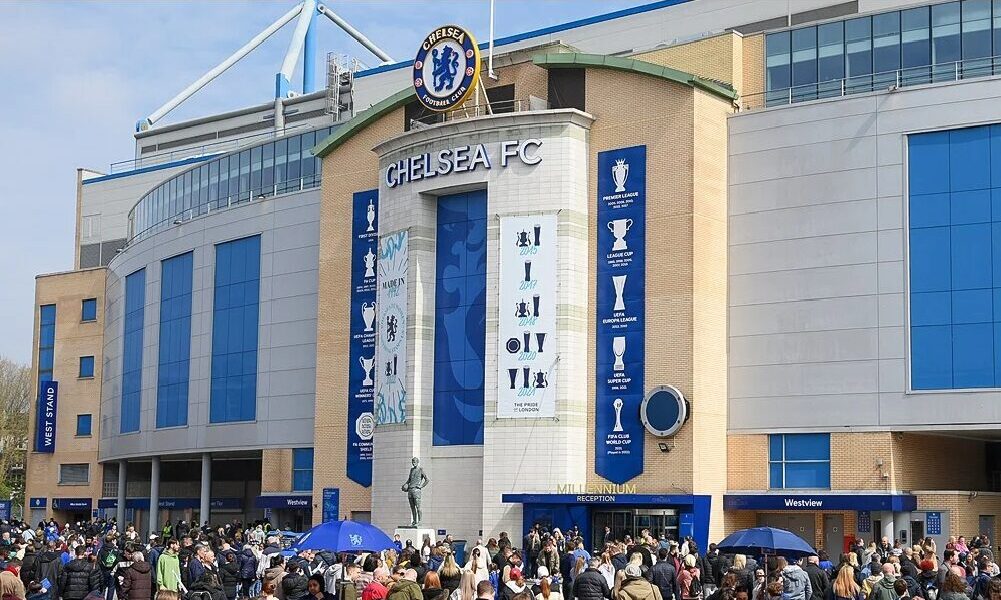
[0,519,997,600]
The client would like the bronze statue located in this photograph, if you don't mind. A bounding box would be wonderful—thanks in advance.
[401,456,430,527]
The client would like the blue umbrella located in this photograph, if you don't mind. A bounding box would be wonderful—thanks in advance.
[716,526,816,558]
[292,520,395,552]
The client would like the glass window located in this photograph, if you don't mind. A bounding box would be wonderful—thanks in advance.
[218,156,230,207]
[239,150,251,202]
[121,268,146,433]
[964,0,993,76]
[818,22,845,97]
[38,304,56,385]
[261,142,275,196]
[845,17,873,93]
[81,298,97,322]
[251,145,263,198]
[994,0,1001,63]
[208,160,219,213]
[157,252,193,429]
[199,165,209,212]
[230,153,241,204]
[292,448,314,492]
[765,31,791,104]
[791,27,818,101]
[933,2,962,81]
[873,12,901,87]
[274,138,288,191]
[59,464,89,485]
[76,414,92,437]
[768,433,831,489]
[901,7,931,84]
[300,131,317,186]
[78,356,94,378]
[286,135,302,192]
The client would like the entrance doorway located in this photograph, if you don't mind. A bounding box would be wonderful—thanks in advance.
[911,520,925,545]
[757,513,817,550]
[980,515,995,541]
[823,514,843,558]
[591,509,678,550]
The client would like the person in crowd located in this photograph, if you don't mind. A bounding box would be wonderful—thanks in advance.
[220,550,240,600]
[868,563,898,600]
[308,575,335,600]
[60,545,101,600]
[616,564,662,600]
[388,569,423,600]
[0,570,24,600]
[936,574,967,600]
[364,568,392,600]
[33,542,62,600]
[282,561,309,600]
[440,554,462,595]
[574,558,612,600]
[652,549,681,600]
[829,565,861,600]
[679,555,701,600]
[118,552,152,600]
[892,579,909,600]
[803,556,830,600]
[422,571,447,600]
[501,569,529,600]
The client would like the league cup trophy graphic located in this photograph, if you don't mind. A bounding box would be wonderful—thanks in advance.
[612,336,626,371]
[361,302,376,332]
[612,275,627,312]
[524,260,532,283]
[612,398,624,432]
[359,356,375,386]
[363,247,376,278]
[612,158,629,193]
[607,218,634,251]
[366,198,376,232]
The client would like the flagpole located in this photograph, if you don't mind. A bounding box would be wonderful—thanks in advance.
[488,0,497,79]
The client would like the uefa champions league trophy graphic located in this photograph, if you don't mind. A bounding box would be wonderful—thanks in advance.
[364,247,377,278]
[366,198,376,232]
[608,218,634,251]
[612,158,629,193]
[359,356,375,387]
[612,398,624,432]
[361,302,376,332]
[612,336,626,372]
[612,275,627,312]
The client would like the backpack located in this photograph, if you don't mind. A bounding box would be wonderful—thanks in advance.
[923,578,938,600]
[689,569,703,599]
[102,548,120,569]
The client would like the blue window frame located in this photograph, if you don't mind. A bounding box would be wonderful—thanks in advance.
[157,252,193,428]
[768,433,831,489]
[121,269,146,433]
[908,124,1001,390]
[210,235,260,423]
[81,298,97,322]
[433,190,487,446]
[76,414,92,437]
[38,304,56,385]
[292,448,314,492]
[78,356,94,378]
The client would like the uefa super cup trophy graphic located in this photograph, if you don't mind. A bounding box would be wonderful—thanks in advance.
[366,198,376,232]
[359,356,375,386]
[607,218,634,251]
[612,398,624,432]
[612,336,626,371]
[612,275,627,312]
[363,247,376,278]
[612,159,629,193]
[361,302,376,332]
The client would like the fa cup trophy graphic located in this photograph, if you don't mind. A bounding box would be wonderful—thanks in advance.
[607,218,634,252]
[612,159,629,193]
[363,247,376,278]
[612,398,624,433]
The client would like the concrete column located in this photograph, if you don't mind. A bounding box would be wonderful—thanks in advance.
[200,453,211,528]
[149,457,161,539]
[116,460,127,529]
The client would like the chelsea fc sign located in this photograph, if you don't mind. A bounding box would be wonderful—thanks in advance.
[413,25,481,112]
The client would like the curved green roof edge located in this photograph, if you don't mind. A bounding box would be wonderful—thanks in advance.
[533,52,737,102]
[313,51,737,159]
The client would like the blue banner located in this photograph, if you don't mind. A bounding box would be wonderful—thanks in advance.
[29,498,46,509]
[0,501,12,521]
[926,511,942,535]
[255,495,312,509]
[857,510,871,533]
[347,190,378,487]
[322,488,339,523]
[595,145,646,484]
[35,381,57,453]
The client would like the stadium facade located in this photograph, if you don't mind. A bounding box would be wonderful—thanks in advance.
[25,0,1001,553]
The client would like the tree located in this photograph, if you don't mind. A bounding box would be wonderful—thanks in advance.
[0,357,30,511]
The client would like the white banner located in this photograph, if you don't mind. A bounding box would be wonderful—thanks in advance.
[375,229,409,425]
[498,215,558,418]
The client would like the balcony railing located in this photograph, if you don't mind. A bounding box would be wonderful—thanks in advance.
[743,55,1001,111]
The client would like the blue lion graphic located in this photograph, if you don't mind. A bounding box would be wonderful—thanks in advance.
[431,45,460,93]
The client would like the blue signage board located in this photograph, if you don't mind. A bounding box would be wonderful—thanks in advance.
[29,497,47,509]
[857,510,871,533]
[322,488,339,523]
[0,501,12,521]
[347,190,379,487]
[52,498,92,511]
[98,497,242,510]
[723,494,917,512]
[926,511,942,535]
[255,495,312,509]
[34,381,58,453]
[595,145,647,484]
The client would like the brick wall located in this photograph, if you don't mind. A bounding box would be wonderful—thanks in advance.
[727,434,768,490]
[634,33,743,92]
[832,432,894,491]
[25,268,107,518]
[261,448,292,493]
[894,433,988,491]
[916,492,1001,540]
[740,34,765,108]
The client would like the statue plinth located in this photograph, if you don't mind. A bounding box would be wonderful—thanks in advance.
[394,527,437,547]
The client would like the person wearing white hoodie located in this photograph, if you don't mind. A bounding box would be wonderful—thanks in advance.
[778,557,813,600]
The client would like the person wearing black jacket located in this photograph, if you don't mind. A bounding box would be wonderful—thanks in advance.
[237,546,258,600]
[802,556,829,600]
[34,542,64,599]
[60,546,102,600]
[20,543,38,589]
[282,562,309,600]
[572,559,612,600]
[652,549,682,600]
[220,551,240,600]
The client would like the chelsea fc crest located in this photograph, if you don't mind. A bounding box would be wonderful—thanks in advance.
[413,25,481,112]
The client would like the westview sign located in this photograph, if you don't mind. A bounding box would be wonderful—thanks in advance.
[723,494,917,512]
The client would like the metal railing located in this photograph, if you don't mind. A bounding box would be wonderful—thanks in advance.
[409,97,550,128]
[742,55,1001,111]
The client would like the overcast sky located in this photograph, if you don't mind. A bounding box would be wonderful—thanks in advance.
[0,1,641,365]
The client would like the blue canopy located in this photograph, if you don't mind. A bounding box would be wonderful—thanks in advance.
[716,526,816,558]
[292,520,395,552]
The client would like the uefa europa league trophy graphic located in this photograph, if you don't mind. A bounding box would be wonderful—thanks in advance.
[361,302,376,332]
[366,198,376,232]
[359,356,375,387]
[607,218,634,251]
[612,336,626,371]
[364,247,376,278]
[612,158,629,193]
[612,275,627,312]
[612,398,624,432]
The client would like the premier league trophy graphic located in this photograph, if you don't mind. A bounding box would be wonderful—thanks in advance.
[366,198,376,232]
[612,336,626,372]
[361,302,376,332]
[612,158,630,193]
[612,398,624,432]
[359,356,375,387]
[608,218,634,251]
[612,275,627,312]
[364,247,377,278]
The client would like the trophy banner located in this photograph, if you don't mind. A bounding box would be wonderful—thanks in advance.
[595,145,647,484]
[497,214,558,418]
[346,190,378,487]
[375,229,409,425]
